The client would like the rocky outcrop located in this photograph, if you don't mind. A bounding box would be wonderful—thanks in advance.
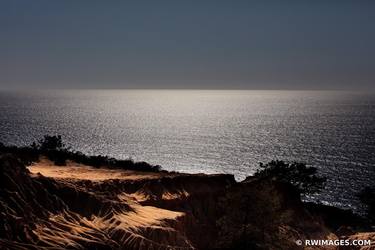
[0,154,373,249]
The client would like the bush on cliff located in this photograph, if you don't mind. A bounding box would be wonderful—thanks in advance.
[36,135,65,151]
[254,160,326,194]
[32,135,68,166]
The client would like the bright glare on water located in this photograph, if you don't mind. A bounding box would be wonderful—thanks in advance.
[0,90,374,212]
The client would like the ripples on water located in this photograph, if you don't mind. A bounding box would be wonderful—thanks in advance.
[0,90,374,212]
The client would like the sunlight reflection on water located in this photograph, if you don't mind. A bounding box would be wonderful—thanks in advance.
[0,90,374,213]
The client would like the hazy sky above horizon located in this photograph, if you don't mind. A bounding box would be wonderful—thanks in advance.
[1,1,375,89]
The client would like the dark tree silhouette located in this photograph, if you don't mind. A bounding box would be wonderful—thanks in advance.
[37,135,65,151]
[254,160,326,194]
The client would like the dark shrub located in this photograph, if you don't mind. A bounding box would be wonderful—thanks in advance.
[36,135,67,165]
[254,160,326,194]
[38,135,65,151]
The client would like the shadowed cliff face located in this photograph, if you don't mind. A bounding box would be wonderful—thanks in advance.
[0,154,372,250]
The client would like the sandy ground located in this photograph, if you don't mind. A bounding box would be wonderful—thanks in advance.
[28,157,169,181]
[24,157,193,249]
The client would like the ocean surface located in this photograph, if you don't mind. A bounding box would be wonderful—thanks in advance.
[0,90,374,212]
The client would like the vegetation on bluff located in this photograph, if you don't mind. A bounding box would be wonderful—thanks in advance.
[0,135,162,172]
[254,160,326,194]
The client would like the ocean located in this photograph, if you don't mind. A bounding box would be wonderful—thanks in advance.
[0,90,374,212]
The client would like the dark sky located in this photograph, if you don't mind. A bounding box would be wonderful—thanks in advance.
[1,0,374,89]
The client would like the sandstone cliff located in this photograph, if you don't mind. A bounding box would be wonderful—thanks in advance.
[0,155,373,249]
